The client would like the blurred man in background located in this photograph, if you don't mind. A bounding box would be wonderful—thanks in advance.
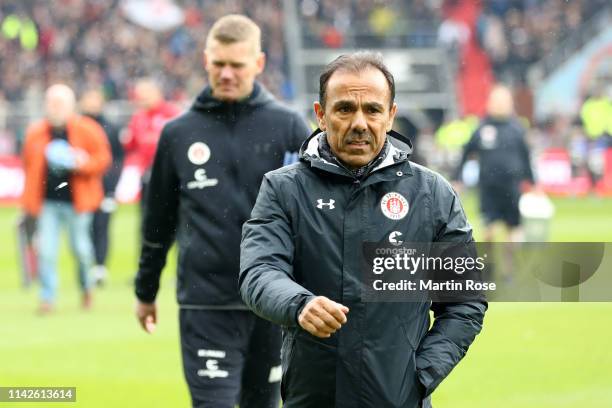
[80,89,125,286]
[122,78,179,222]
[453,84,535,242]
[580,88,612,185]
[21,84,111,314]
[133,14,310,408]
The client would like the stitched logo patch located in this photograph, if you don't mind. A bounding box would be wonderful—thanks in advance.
[380,192,409,220]
[187,142,211,165]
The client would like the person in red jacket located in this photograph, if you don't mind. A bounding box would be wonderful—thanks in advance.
[22,84,111,314]
[123,78,180,212]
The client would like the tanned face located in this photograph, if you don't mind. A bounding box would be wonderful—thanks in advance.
[314,68,397,169]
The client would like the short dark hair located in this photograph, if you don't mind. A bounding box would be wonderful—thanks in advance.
[319,51,395,108]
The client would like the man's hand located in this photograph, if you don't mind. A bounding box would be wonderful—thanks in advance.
[135,300,157,334]
[298,296,349,338]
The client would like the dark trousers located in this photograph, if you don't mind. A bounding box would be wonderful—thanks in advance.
[179,309,281,408]
[91,208,111,265]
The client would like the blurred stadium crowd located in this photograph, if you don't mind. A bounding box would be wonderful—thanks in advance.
[477,0,608,84]
[1,1,605,97]
[298,0,441,48]
[0,0,610,190]
[0,0,287,102]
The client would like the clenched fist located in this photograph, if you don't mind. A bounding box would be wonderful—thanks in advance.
[298,296,349,338]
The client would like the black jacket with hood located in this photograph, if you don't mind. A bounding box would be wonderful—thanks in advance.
[135,82,310,307]
[453,116,534,187]
[240,129,487,408]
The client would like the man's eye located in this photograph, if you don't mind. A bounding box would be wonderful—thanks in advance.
[338,106,351,113]
[368,107,381,114]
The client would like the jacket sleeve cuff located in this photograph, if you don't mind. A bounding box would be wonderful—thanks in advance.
[417,366,441,397]
[134,278,158,304]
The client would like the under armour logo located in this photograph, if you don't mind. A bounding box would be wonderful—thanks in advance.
[316,199,335,209]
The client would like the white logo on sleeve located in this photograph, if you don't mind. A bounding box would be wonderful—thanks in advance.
[381,192,409,220]
[389,231,403,245]
[197,349,229,379]
[188,142,211,165]
[316,199,335,209]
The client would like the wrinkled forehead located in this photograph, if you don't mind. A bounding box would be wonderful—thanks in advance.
[326,68,390,104]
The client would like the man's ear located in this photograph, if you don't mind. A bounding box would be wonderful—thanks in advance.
[256,52,266,74]
[202,50,208,70]
[386,102,398,132]
[313,102,326,130]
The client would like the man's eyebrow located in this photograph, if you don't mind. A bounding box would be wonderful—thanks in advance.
[363,102,384,110]
[332,100,357,109]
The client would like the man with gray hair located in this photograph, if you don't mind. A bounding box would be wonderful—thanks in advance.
[240,52,487,407]
[134,14,310,408]
[22,84,111,313]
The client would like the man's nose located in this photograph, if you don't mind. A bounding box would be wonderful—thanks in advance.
[351,109,367,133]
[220,65,234,80]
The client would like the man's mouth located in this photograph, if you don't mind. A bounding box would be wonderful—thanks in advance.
[347,140,369,146]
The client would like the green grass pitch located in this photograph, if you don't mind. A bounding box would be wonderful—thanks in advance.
[1,193,611,407]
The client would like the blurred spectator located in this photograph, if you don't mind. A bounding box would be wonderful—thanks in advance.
[580,91,612,145]
[21,84,111,314]
[435,114,478,175]
[579,90,612,183]
[80,88,124,286]
[1,10,38,51]
[452,85,535,242]
[122,78,179,227]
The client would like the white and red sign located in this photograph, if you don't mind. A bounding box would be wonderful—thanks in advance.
[0,156,24,204]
